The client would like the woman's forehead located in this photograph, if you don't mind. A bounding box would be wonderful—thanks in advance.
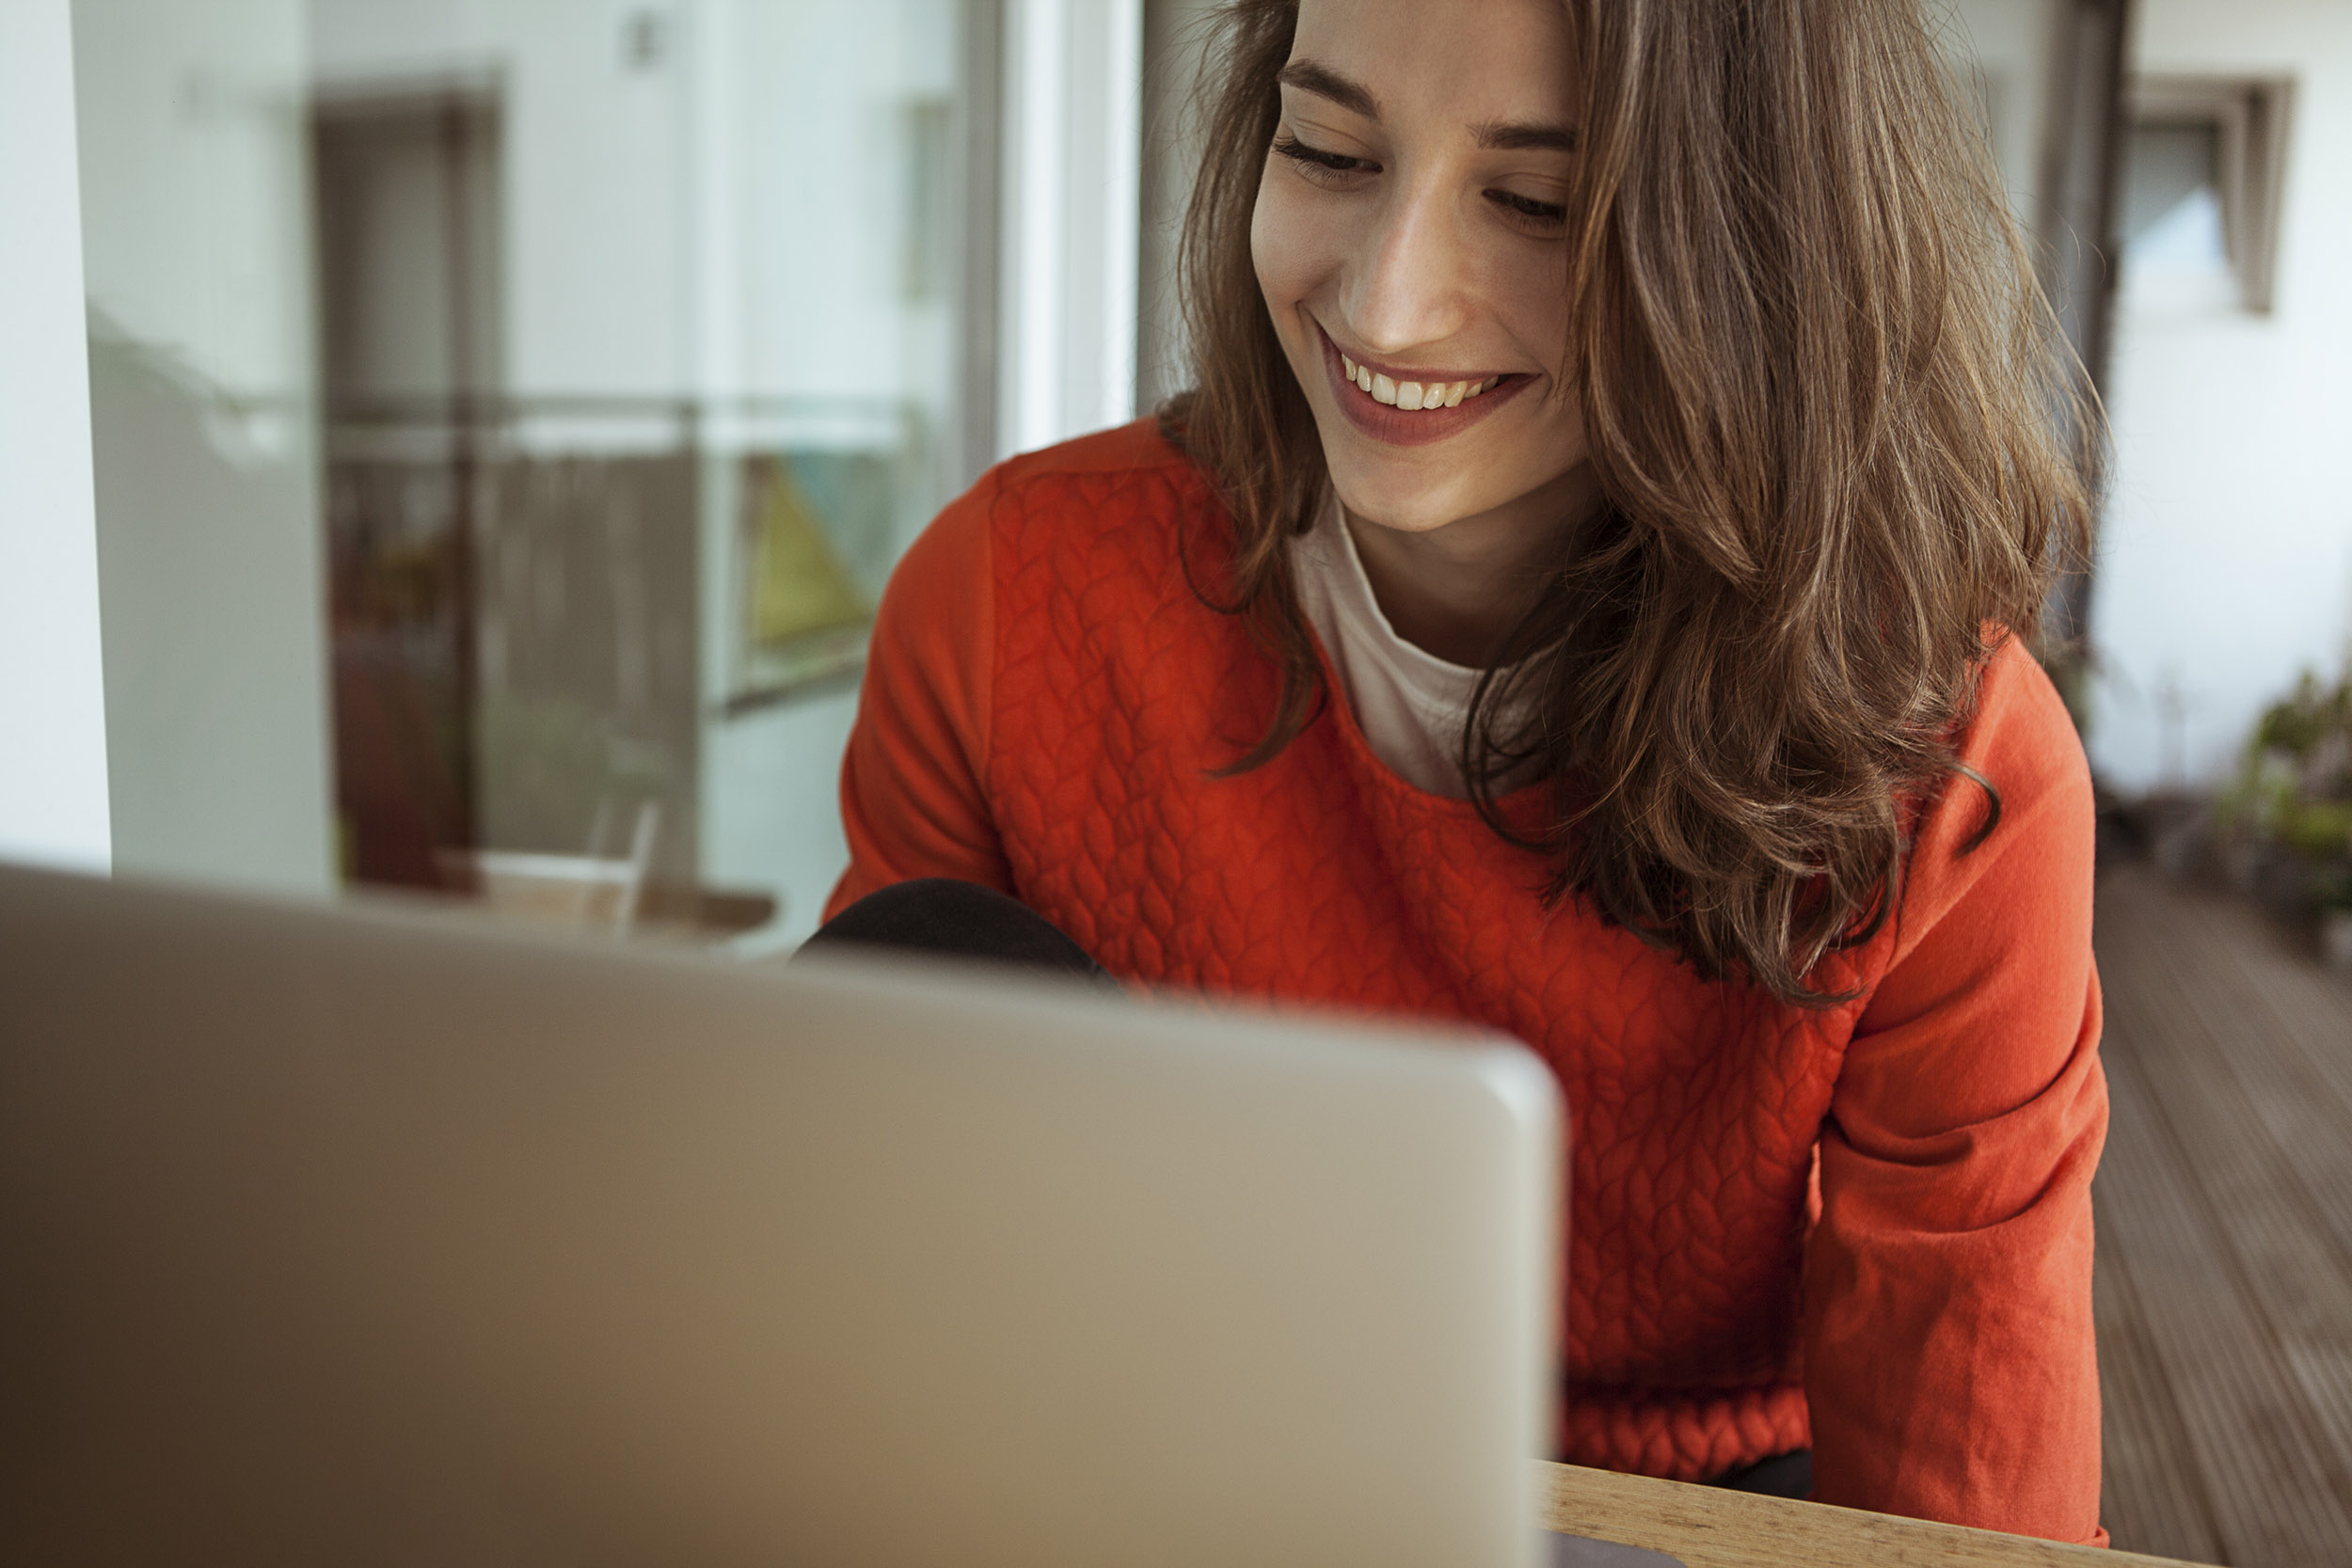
[1285,0,1580,129]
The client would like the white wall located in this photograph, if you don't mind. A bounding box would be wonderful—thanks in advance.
[0,0,111,875]
[72,0,336,894]
[73,1,314,400]
[309,0,960,421]
[1943,0,2060,223]
[2088,0,2352,793]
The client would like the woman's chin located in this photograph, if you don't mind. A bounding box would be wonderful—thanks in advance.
[1328,466,1526,537]
[1332,492,1460,536]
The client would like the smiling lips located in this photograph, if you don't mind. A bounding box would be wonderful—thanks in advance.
[1338,351,1502,411]
[1317,325,1529,447]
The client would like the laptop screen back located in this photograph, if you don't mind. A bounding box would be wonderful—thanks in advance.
[0,864,1558,1567]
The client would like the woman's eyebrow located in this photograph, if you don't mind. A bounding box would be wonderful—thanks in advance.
[1471,119,1580,153]
[1275,59,1381,119]
[1275,59,1577,152]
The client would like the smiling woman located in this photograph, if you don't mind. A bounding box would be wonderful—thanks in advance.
[1254,11,1592,541]
[818,0,2108,1546]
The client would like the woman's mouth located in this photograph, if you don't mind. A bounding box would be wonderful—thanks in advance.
[1316,324,1533,448]
[1337,353,1503,411]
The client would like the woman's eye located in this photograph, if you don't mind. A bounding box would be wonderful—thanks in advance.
[1486,187,1567,231]
[1272,135,1376,182]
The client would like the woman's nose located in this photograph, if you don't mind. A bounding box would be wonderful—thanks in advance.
[1342,179,1473,356]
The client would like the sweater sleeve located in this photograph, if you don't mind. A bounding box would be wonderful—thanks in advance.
[1803,639,2109,1545]
[822,469,1011,923]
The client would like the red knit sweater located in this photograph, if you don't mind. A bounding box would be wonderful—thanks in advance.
[827,421,2108,1544]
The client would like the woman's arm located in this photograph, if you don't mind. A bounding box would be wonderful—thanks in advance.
[824,469,1014,920]
[1803,639,2108,1544]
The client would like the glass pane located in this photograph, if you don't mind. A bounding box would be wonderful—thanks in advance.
[73,0,989,947]
[72,0,336,896]
[2120,121,2225,260]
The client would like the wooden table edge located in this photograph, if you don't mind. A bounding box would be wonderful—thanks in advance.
[1537,1461,2210,1567]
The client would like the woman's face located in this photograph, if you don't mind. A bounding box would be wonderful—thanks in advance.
[1251,0,1586,536]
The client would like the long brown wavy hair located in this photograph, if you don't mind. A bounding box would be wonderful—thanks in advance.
[1159,0,2101,1006]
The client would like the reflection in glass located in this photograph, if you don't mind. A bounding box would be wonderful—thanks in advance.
[76,0,985,945]
[72,0,336,896]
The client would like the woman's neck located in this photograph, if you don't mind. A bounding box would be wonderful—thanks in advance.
[1342,462,1602,668]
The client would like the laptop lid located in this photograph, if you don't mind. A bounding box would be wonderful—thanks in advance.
[0,863,1558,1567]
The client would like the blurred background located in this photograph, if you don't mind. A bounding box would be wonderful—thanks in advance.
[1,0,2348,1560]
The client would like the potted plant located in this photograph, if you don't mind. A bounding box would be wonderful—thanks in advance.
[2218,668,2352,967]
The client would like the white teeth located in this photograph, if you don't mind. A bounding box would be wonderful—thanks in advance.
[1343,364,1502,410]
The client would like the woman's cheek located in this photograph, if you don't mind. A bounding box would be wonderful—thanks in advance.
[1499,255,1577,416]
[1248,176,1289,305]
[1250,176,1334,331]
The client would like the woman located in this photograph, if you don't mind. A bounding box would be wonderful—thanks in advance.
[818,0,2106,1544]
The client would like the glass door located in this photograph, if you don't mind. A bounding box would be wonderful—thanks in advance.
[72,0,1001,945]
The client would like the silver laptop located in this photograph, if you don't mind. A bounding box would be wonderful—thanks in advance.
[0,863,1559,1567]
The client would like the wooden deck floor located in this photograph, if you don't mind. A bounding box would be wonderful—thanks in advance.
[2091,863,2352,1565]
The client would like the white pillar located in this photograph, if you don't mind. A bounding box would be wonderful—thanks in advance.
[0,0,110,874]
[999,0,1144,458]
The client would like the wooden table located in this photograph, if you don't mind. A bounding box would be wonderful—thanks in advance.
[1539,1463,2211,1567]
